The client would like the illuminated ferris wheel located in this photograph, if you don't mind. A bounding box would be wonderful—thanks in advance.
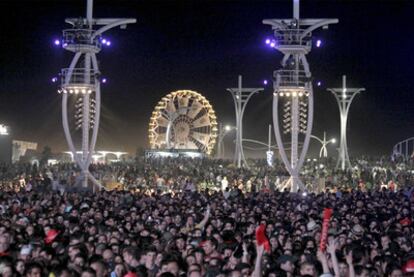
[149,90,218,155]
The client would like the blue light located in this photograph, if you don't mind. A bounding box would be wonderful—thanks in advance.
[316,39,322,47]
[102,78,107,83]
[106,41,111,46]
[270,42,276,48]
[265,39,271,45]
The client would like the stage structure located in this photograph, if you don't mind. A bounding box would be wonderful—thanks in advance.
[311,132,336,158]
[263,0,338,192]
[57,0,135,188]
[327,75,365,171]
[392,137,414,161]
[227,75,263,168]
[148,90,218,155]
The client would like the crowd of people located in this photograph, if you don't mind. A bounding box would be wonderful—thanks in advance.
[0,156,413,277]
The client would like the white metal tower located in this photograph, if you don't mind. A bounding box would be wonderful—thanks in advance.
[263,0,338,192]
[57,0,135,189]
[327,75,365,171]
[227,75,263,168]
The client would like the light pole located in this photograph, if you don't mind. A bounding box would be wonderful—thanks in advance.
[216,123,236,159]
[227,75,263,168]
[263,0,338,192]
[57,0,135,189]
[311,132,336,158]
[327,75,365,171]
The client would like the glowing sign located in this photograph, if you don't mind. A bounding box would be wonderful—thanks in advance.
[266,150,274,167]
[0,125,9,135]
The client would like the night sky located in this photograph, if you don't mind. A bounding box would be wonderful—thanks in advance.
[0,0,413,157]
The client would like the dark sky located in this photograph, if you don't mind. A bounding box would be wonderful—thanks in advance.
[0,0,413,157]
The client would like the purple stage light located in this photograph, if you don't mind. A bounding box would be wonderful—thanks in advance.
[54,39,60,46]
[316,39,322,47]
[101,78,107,83]
[270,42,276,47]
[102,39,107,44]
[51,77,58,83]
[317,81,322,86]
[263,80,268,85]
[106,41,111,46]
[265,39,271,45]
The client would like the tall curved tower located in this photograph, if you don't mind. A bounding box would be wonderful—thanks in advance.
[263,0,338,192]
[57,0,135,189]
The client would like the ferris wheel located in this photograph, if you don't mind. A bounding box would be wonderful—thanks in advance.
[149,90,218,155]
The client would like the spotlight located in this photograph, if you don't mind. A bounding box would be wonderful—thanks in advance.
[106,41,111,46]
[270,42,276,47]
[317,81,322,87]
[263,80,268,85]
[101,78,107,83]
[265,39,271,45]
[102,38,107,44]
[51,77,58,83]
[54,39,60,46]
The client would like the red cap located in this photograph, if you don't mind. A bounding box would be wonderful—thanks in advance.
[400,218,412,226]
[403,260,414,273]
[45,229,59,244]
